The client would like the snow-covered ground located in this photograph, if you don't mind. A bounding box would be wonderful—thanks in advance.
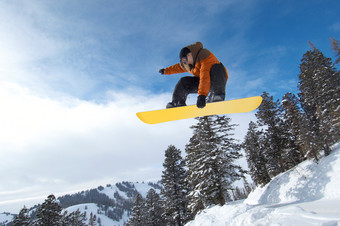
[64,203,129,226]
[187,143,340,226]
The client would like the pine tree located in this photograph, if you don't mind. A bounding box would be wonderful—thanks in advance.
[13,206,31,226]
[161,145,190,225]
[242,177,253,195]
[281,92,305,166]
[61,209,87,226]
[35,194,62,226]
[128,193,146,226]
[144,189,165,226]
[298,43,340,158]
[256,92,287,177]
[232,186,248,201]
[330,38,340,65]
[88,212,97,226]
[185,116,243,216]
[185,117,210,215]
[213,115,244,201]
[243,121,271,186]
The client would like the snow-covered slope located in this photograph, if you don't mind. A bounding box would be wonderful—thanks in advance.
[187,143,340,226]
[0,212,15,225]
[64,203,129,226]
[98,181,160,199]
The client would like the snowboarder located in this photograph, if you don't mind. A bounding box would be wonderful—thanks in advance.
[159,42,228,109]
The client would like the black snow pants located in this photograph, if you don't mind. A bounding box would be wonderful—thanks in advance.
[171,63,227,105]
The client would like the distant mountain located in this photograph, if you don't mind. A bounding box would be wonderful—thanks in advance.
[0,181,161,226]
[58,181,162,225]
[0,212,15,226]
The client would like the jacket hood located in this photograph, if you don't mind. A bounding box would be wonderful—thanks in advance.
[185,42,204,62]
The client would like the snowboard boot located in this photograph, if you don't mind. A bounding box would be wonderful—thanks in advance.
[166,101,186,109]
[212,94,225,102]
[207,93,225,103]
[167,94,187,109]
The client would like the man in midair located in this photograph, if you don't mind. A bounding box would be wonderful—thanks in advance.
[159,42,228,109]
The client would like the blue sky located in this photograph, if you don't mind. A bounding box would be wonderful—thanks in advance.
[0,0,339,213]
[2,0,339,101]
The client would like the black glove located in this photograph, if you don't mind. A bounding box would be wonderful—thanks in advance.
[197,95,206,108]
[159,69,165,74]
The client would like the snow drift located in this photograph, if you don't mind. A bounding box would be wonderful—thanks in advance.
[187,143,340,225]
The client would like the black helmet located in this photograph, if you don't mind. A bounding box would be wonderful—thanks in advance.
[179,47,191,60]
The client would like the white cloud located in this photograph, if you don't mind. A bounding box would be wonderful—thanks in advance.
[0,79,256,213]
[0,81,196,211]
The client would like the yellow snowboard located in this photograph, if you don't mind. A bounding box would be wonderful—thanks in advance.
[136,96,262,124]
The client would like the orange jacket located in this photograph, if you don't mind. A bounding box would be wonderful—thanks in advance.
[164,42,228,96]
